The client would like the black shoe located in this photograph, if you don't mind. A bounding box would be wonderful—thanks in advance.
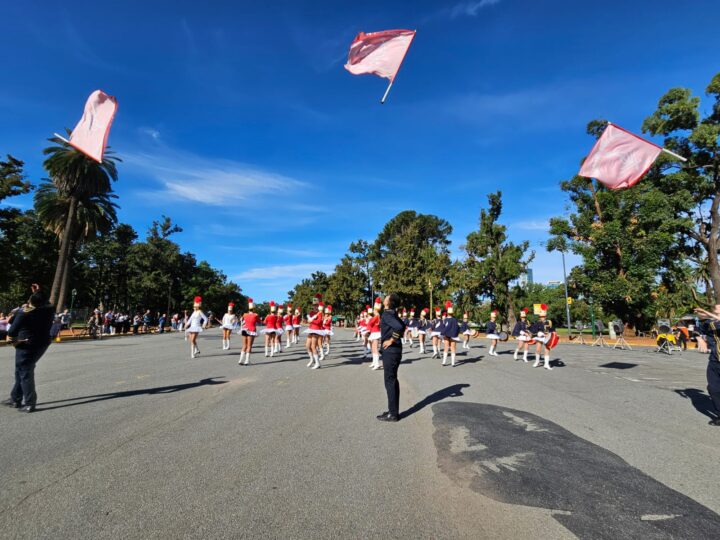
[378,413,399,422]
[709,417,720,426]
[18,405,36,413]
[376,411,389,420]
[2,399,21,409]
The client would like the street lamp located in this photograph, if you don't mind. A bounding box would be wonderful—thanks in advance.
[70,289,77,313]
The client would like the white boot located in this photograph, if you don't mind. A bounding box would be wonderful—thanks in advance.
[372,354,380,370]
[533,353,540,367]
[432,344,438,358]
[451,352,456,367]
[244,353,250,365]
[514,349,519,360]
[191,347,195,359]
[442,351,448,366]
[238,351,245,364]
[312,355,321,369]
[264,345,269,357]
[420,342,425,354]
[523,351,529,362]
[307,353,315,367]
[194,346,200,357]
[545,354,553,370]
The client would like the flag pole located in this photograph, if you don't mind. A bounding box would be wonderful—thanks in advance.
[661,148,687,162]
[53,132,71,144]
[380,80,394,105]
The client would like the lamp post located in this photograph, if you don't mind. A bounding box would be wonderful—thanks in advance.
[561,250,572,337]
[70,289,77,313]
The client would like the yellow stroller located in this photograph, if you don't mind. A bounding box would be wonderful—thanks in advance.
[656,319,680,354]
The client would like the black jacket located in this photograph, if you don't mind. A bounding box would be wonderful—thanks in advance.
[8,303,54,350]
[381,309,406,351]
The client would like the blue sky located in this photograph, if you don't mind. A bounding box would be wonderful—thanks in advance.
[2,0,719,301]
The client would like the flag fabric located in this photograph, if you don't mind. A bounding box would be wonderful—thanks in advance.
[578,123,662,190]
[344,29,416,82]
[68,90,118,162]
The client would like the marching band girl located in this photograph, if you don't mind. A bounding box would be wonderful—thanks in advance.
[401,309,410,344]
[284,304,294,348]
[417,308,429,354]
[430,307,443,358]
[262,301,278,357]
[292,308,302,344]
[368,298,383,369]
[405,309,417,348]
[274,305,284,353]
[185,296,208,359]
[530,304,554,370]
[323,304,333,355]
[305,296,325,369]
[221,302,238,350]
[512,308,531,361]
[459,312,472,349]
[486,310,500,356]
[359,308,370,358]
[442,301,460,366]
[239,298,259,365]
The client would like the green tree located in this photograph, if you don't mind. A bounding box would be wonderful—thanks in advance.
[288,271,330,312]
[461,192,533,325]
[370,210,453,309]
[0,155,32,201]
[641,73,720,302]
[326,253,367,317]
[42,135,120,309]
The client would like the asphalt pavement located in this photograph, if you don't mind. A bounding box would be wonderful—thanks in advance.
[1,329,718,539]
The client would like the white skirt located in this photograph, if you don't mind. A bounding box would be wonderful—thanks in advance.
[431,331,441,337]
[486,333,500,340]
[240,329,257,336]
[185,325,203,333]
[369,331,381,341]
[293,324,301,329]
[262,328,278,334]
[462,329,472,335]
[324,329,334,336]
[303,329,325,336]
[285,325,294,332]
[516,335,531,342]
[360,328,369,335]
[222,324,236,330]
[417,330,426,335]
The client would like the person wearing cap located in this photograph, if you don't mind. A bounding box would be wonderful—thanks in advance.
[430,307,444,359]
[512,308,532,361]
[2,285,54,413]
[529,304,553,370]
[304,298,325,369]
[262,302,278,357]
[322,305,334,355]
[284,305,294,348]
[405,309,418,348]
[274,305,285,354]
[367,298,383,370]
[486,311,500,357]
[292,308,302,345]
[221,302,238,350]
[186,296,208,359]
[377,293,407,423]
[417,308,429,354]
[239,298,259,365]
[459,312,472,350]
[441,301,460,366]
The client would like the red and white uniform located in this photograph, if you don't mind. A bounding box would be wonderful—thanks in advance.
[368,314,381,341]
[292,313,301,329]
[274,313,284,335]
[323,314,333,336]
[284,313,293,332]
[242,312,259,336]
[305,310,325,335]
[263,313,278,334]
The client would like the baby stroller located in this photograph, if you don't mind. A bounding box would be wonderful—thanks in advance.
[656,319,680,354]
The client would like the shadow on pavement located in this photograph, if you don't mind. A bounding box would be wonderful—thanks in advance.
[401,383,470,419]
[36,377,227,411]
[675,388,718,420]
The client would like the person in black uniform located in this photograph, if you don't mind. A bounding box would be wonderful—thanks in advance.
[377,293,406,423]
[441,301,460,366]
[528,304,553,370]
[694,306,720,426]
[2,286,54,412]
[512,308,531,362]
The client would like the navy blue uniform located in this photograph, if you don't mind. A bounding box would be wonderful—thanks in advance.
[381,309,406,418]
[701,320,720,418]
[7,303,54,407]
[407,317,418,329]
[443,316,459,338]
[512,320,528,337]
[459,321,469,333]
[486,321,498,335]
[432,318,445,334]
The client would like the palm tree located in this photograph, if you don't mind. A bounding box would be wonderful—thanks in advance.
[42,133,119,308]
[34,180,118,310]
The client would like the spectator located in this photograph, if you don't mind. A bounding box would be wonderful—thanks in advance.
[0,313,8,340]
[59,309,74,336]
[158,313,166,334]
[142,310,152,333]
[133,313,141,334]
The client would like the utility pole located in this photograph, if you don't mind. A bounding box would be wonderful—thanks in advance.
[561,250,572,337]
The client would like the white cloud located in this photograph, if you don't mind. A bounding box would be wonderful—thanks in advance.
[450,0,502,18]
[234,263,335,281]
[123,147,307,207]
[139,127,161,140]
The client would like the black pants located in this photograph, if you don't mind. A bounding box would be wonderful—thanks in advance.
[10,346,48,406]
[707,360,720,417]
[382,348,402,417]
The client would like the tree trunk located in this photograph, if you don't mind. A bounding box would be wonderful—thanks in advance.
[57,241,74,311]
[507,290,516,328]
[49,196,78,307]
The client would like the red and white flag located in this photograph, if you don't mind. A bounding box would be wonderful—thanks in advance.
[578,123,662,190]
[67,90,118,162]
[344,29,416,102]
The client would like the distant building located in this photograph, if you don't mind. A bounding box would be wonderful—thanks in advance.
[546,280,562,289]
[518,269,534,288]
